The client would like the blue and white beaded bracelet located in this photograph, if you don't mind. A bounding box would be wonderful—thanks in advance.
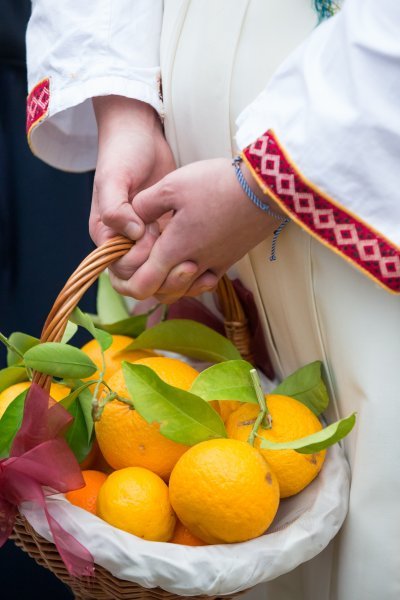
[232,156,290,261]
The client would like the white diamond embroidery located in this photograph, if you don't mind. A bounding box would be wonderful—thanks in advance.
[313,209,336,229]
[28,87,49,120]
[247,138,400,285]
[261,154,280,176]
[379,256,400,278]
[334,224,358,246]
[249,135,270,157]
[293,193,314,213]
[276,174,295,196]
[357,240,381,261]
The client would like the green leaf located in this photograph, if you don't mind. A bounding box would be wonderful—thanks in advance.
[125,319,241,363]
[61,321,78,344]
[260,413,356,454]
[24,343,97,379]
[0,366,29,393]
[272,361,329,416]
[97,272,129,323]
[7,332,40,366]
[190,360,258,403]
[96,314,148,338]
[70,307,113,351]
[78,386,95,442]
[122,362,227,445]
[0,390,28,458]
[59,381,94,410]
[64,397,93,462]
[60,380,95,443]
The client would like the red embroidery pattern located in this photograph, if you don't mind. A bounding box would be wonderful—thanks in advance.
[243,130,400,294]
[26,78,50,135]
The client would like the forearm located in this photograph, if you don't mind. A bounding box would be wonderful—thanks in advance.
[26,0,164,171]
[93,96,162,148]
[236,0,400,293]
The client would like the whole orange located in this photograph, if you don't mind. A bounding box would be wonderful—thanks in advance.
[226,395,326,498]
[95,357,199,480]
[81,334,156,383]
[97,467,176,541]
[66,470,107,515]
[169,438,280,544]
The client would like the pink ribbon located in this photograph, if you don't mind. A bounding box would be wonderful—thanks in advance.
[0,383,94,577]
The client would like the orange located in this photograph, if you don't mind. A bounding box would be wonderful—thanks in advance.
[170,520,207,546]
[226,395,326,498]
[81,335,156,383]
[97,467,176,541]
[169,439,280,544]
[66,469,107,515]
[0,381,70,420]
[218,400,243,423]
[95,357,199,480]
[133,356,199,390]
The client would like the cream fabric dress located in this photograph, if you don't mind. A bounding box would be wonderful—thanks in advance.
[25,0,400,597]
[160,1,400,599]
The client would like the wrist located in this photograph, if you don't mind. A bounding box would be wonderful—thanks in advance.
[93,95,161,139]
[239,162,285,219]
[231,156,289,261]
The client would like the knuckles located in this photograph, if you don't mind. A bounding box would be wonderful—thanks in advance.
[101,206,123,228]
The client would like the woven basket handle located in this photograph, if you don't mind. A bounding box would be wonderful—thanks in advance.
[33,236,252,389]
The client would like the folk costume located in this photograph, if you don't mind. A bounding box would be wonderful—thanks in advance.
[26,1,400,599]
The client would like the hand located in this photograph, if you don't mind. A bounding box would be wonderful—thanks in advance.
[89,95,179,279]
[109,158,284,302]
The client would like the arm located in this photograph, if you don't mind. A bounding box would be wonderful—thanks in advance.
[26,0,164,171]
[27,0,177,272]
[121,0,400,300]
[236,0,400,294]
[108,158,285,302]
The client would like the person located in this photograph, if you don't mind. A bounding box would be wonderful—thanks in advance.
[25,0,400,599]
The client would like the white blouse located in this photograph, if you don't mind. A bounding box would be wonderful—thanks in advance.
[26,0,400,291]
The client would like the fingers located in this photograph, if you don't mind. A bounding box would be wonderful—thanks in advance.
[183,271,220,298]
[133,175,179,225]
[109,223,160,279]
[152,262,201,304]
[94,176,145,241]
[110,261,198,302]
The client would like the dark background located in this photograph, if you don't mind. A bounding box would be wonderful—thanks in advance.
[0,1,95,597]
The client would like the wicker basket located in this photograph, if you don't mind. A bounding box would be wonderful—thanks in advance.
[11,236,253,599]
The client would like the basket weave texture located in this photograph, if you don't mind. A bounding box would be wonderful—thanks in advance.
[11,236,252,599]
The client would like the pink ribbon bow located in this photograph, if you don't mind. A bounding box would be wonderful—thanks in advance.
[0,383,94,577]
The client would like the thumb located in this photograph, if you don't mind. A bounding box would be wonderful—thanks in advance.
[95,177,145,240]
[133,175,178,225]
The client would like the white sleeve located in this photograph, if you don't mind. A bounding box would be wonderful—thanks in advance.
[236,0,400,295]
[26,0,163,172]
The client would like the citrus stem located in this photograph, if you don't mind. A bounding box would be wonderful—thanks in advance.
[91,336,107,422]
[247,369,272,446]
[92,391,118,421]
[94,347,107,401]
[115,393,134,408]
[0,331,33,379]
[0,331,25,361]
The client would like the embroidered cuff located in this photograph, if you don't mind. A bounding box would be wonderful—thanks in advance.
[242,130,400,294]
[26,76,163,172]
